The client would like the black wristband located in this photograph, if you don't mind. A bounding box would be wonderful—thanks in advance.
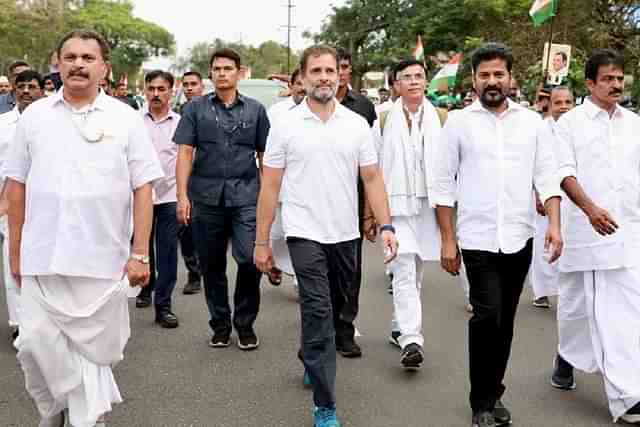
[379,224,395,234]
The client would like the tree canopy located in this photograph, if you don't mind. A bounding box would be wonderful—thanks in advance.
[0,0,175,83]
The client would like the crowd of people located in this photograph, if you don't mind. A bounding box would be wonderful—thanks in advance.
[0,28,639,427]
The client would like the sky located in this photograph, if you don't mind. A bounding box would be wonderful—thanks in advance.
[132,0,346,57]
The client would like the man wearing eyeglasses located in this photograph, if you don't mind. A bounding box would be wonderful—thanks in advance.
[174,48,270,351]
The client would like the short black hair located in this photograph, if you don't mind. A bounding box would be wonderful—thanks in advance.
[182,70,202,81]
[145,70,175,88]
[585,49,624,82]
[209,48,241,69]
[471,42,513,73]
[378,87,389,93]
[337,48,352,65]
[57,30,111,62]
[15,70,44,89]
[387,66,396,87]
[8,60,29,76]
[290,68,301,85]
[554,51,568,63]
[393,58,426,80]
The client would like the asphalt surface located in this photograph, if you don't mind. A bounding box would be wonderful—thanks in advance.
[0,242,615,427]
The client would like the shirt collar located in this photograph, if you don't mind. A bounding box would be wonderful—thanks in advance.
[468,98,521,117]
[583,97,623,120]
[143,106,179,123]
[209,91,245,107]
[52,88,109,113]
[299,98,345,121]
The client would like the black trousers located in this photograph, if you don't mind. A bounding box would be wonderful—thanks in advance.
[288,237,358,408]
[191,202,262,335]
[179,224,201,282]
[462,239,533,414]
[331,237,362,345]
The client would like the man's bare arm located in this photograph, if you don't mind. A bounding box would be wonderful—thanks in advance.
[562,176,618,235]
[132,183,154,256]
[6,179,25,285]
[176,145,194,224]
[254,166,284,273]
[359,165,391,226]
[435,205,460,276]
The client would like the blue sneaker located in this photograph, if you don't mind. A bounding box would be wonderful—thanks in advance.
[303,370,312,387]
[314,406,341,427]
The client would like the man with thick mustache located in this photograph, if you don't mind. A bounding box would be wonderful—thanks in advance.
[551,49,640,424]
[5,30,162,427]
[432,43,562,427]
[0,69,45,342]
[255,45,397,427]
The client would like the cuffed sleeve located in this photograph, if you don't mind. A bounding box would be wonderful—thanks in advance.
[533,119,562,204]
[429,113,460,207]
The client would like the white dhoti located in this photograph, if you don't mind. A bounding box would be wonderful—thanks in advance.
[0,215,20,327]
[270,205,294,275]
[389,201,440,348]
[557,267,640,421]
[530,214,559,299]
[16,275,131,427]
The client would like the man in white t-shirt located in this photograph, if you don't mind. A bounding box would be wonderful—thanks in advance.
[254,45,398,427]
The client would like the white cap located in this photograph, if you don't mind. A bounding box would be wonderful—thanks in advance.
[0,76,9,84]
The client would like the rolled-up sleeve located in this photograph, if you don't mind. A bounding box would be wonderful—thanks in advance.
[173,102,197,147]
[127,114,164,190]
[5,119,30,184]
[430,115,460,207]
[533,120,562,203]
[554,114,577,182]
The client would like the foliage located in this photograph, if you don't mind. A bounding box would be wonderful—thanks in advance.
[175,39,300,79]
[0,0,174,85]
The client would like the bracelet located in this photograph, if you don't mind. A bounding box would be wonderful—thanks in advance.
[254,240,269,246]
[379,224,396,234]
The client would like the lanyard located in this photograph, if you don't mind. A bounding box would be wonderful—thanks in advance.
[211,99,247,135]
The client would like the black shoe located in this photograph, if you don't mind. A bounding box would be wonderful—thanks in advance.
[532,296,551,308]
[621,402,640,424]
[551,354,576,390]
[182,279,201,295]
[493,400,512,426]
[472,411,496,427]
[11,327,19,341]
[336,339,362,358]
[387,273,394,295]
[400,343,424,370]
[136,295,152,308]
[237,330,260,351]
[388,331,401,348]
[209,331,231,348]
[155,312,179,328]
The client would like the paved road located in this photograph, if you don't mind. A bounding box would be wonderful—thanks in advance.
[0,243,614,426]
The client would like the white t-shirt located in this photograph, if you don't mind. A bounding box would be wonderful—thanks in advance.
[5,90,164,280]
[264,100,378,244]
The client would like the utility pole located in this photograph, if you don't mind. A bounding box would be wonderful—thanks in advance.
[281,0,296,75]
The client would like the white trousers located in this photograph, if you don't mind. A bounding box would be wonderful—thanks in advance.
[0,215,20,327]
[530,215,559,299]
[389,253,425,348]
[557,268,640,420]
[17,275,130,427]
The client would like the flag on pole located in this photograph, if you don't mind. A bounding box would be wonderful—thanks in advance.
[412,35,424,62]
[529,0,557,27]
[428,53,462,94]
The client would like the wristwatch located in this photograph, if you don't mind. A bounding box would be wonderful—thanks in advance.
[379,224,396,234]
[130,253,150,264]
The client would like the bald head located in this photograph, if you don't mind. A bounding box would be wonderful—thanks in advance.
[550,86,574,121]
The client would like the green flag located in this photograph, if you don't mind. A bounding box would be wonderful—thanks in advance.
[529,0,557,26]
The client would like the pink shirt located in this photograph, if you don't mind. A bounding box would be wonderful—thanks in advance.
[143,109,180,204]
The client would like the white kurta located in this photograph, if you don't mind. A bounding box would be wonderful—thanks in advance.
[530,213,559,299]
[555,99,640,420]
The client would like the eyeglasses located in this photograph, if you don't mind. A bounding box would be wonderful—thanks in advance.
[398,73,426,82]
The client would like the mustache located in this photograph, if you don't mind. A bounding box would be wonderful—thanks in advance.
[69,69,89,78]
[609,89,622,95]
[151,97,161,102]
[483,86,501,93]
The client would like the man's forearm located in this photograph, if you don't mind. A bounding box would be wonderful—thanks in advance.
[176,145,194,200]
[7,180,25,261]
[132,183,153,256]
[435,206,456,242]
[561,176,595,215]
[544,196,562,229]
[255,188,279,243]
[363,173,391,225]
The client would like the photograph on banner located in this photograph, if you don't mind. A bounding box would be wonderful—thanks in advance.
[543,43,571,85]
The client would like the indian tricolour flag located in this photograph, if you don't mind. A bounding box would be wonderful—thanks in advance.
[412,35,424,62]
[529,0,557,27]
[428,53,462,94]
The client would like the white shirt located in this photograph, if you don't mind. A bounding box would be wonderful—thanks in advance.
[555,98,640,272]
[267,97,298,124]
[431,99,561,254]
[264,100,378,244]
[0,107,19,182]
[142,108,180,205]
[5,90,164,280]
